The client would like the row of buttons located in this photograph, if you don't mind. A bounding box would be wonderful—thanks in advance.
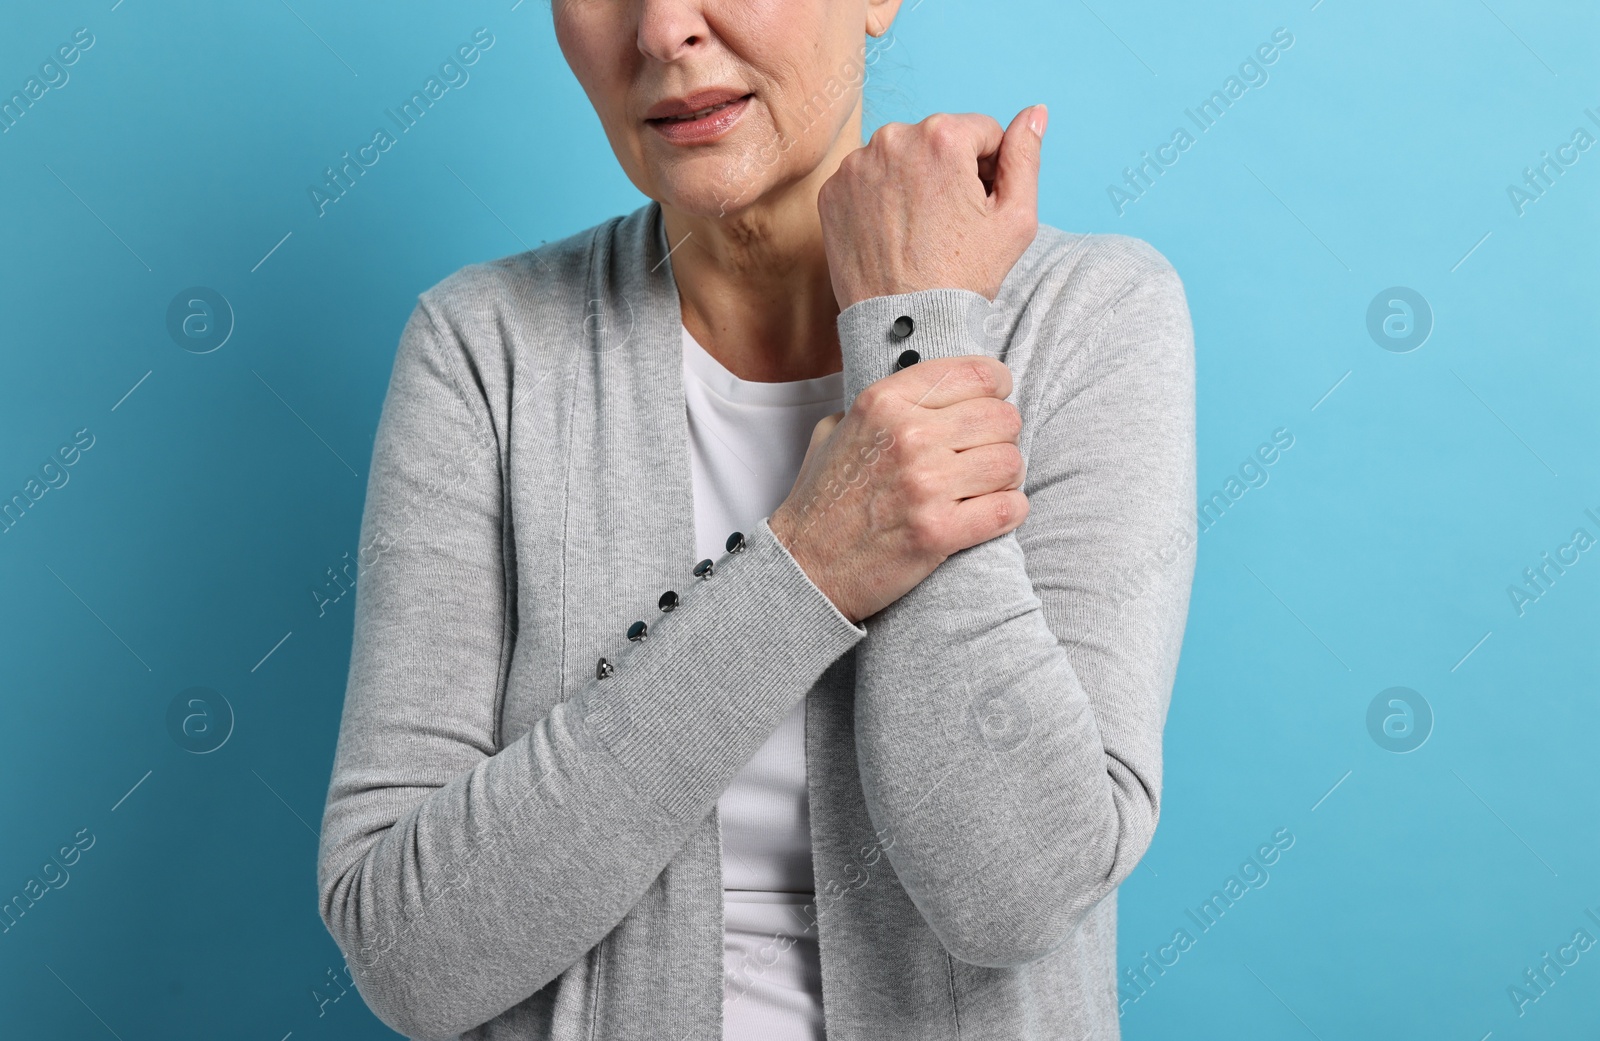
[592,312,919,681]
[892,314,919,370]
[595,529,747,680]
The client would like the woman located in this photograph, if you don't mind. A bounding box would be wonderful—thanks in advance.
[316,1,1196,1039]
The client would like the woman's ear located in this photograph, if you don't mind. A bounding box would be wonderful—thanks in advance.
[865,0,905,38]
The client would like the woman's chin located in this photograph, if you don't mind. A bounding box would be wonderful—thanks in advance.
[652,169,774,222]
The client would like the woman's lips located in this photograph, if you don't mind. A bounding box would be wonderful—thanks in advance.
[646,94,752,144]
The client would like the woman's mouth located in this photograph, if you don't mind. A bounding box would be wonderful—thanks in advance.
[646,94,753,144]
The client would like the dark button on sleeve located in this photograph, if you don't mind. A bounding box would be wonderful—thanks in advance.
[894,348,920,370]
[891,315,915,339]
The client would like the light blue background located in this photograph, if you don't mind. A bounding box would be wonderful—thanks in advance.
[1,0,1596,1037]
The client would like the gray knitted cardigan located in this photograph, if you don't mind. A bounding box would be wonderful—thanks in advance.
[316,199,1196,1041]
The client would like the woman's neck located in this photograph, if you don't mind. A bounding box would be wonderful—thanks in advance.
[661,135,861,384]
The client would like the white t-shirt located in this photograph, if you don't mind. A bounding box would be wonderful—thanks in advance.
[681,324,844,1041]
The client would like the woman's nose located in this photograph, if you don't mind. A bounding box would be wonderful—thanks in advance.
[635,0,712,64]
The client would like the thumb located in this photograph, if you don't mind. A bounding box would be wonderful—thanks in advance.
[803,409,844,457]
[793,409,845,484]
[993,104,1045,217]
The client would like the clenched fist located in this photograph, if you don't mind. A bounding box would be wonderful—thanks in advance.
[770,355,1026,626]
[818,104,1048,309]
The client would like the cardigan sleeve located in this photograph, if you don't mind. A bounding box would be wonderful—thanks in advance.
[833,236,1196,968]
[316,298,867,1040]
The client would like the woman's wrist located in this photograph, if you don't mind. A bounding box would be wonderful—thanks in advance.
[769,503,858,626]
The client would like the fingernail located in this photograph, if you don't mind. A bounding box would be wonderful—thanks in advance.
[1029,104,1049,138]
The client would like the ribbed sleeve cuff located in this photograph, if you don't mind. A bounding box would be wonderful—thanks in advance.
[837,288,996,407]
[571,515,866,821]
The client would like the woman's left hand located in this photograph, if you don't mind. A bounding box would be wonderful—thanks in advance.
[818,105,1048,311]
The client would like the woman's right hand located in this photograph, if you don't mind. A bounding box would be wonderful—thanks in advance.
[768,355,1028,625]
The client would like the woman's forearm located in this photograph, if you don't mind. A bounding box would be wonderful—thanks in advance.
[317,299,866,1040]
[837,238,1197,968]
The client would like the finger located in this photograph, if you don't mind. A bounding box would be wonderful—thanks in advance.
[993,104,1045,216]
[813,410,845,439]
[925,112,1004,180]
[802,410,844,461]
[947,487,1029,544]
[944,441,1028,500]
[923,395,1022,453]
[883,355,1013,411]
